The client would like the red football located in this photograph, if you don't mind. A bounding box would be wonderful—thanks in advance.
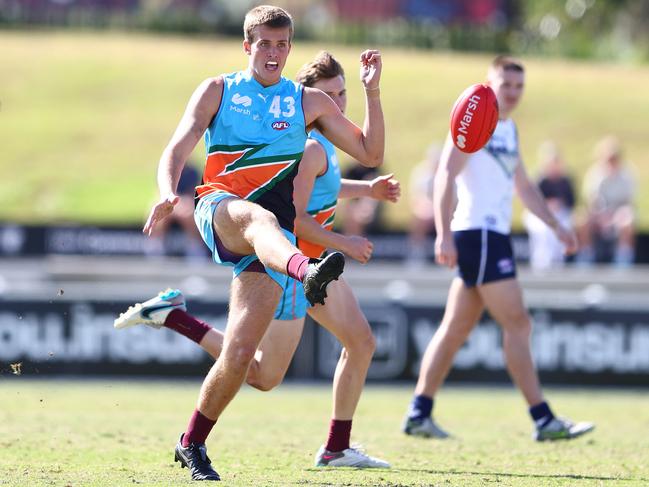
[449,83,499,153]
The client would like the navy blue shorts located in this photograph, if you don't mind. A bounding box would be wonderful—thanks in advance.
[453,229,516,287]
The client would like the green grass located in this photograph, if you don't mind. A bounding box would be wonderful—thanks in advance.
[3,30,649,228]
[1,380,648,486]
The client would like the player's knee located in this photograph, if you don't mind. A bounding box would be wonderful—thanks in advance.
[360,330,376,357]
[225,342,257,371]
[503,315,532,339]
[346,325,376,359]
[247,379,272,392]
[245,360,283,391]
[246,373,282,392]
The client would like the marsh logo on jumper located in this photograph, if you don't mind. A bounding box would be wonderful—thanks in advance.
[272,121,290,131]
[231,93,252,107]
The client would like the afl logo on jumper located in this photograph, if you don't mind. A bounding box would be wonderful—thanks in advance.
[272,121,290,131]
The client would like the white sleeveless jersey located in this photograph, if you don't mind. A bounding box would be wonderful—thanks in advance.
[451,118,520,234]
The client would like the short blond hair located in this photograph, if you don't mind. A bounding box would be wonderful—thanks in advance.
[243,5,294,43]
[295,51,345,87]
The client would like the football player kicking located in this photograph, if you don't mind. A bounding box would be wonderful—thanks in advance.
[402,55,594,442]
[124,5,386,481]
[115,51,399,470]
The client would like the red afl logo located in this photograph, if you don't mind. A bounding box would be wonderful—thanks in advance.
[272,121,290,130]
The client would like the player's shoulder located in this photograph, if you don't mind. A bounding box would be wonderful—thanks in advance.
[304,137,328,160]
[302,86,335,109]
[499,117,518,133]
[493,116,512,127]
[188,78,225,116]
[195,76,225,96]
[301,138,328,174]
[442,132,472,166]
[215,70,257,92]
[302,86,338,125]
[302,86,322,99]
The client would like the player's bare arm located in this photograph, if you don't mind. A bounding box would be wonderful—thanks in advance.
[338,174,400,202]
[514,161,578,254]
[303,50,384,168]
[293,140,373,264]
[433,135,471,268]
[143,77,223,236]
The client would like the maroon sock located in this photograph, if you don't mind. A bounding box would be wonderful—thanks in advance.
[325,419,352,452]
[286,253,310,282]
[164,309,212,344]
[182,409,216,447]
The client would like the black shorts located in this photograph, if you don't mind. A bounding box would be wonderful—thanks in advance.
[453,229,516,287]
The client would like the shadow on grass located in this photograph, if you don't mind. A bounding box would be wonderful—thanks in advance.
[389,468,642,482]
[303,467,644,482]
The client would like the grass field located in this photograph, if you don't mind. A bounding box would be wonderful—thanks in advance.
[1,380,648,486]
[2,31,649,228]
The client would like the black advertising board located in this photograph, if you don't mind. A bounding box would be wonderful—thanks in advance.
[1,299,647,386]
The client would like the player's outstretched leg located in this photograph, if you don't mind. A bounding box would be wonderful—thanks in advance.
[114,291,305,391]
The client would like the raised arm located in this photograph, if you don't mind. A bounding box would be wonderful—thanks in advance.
[303,50,384,168]
[433,135,471,268]
[514,162,578,254]
[294,140,374,263]
[143,77,223,235]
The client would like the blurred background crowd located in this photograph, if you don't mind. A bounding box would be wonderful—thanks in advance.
[3,0,649,62]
